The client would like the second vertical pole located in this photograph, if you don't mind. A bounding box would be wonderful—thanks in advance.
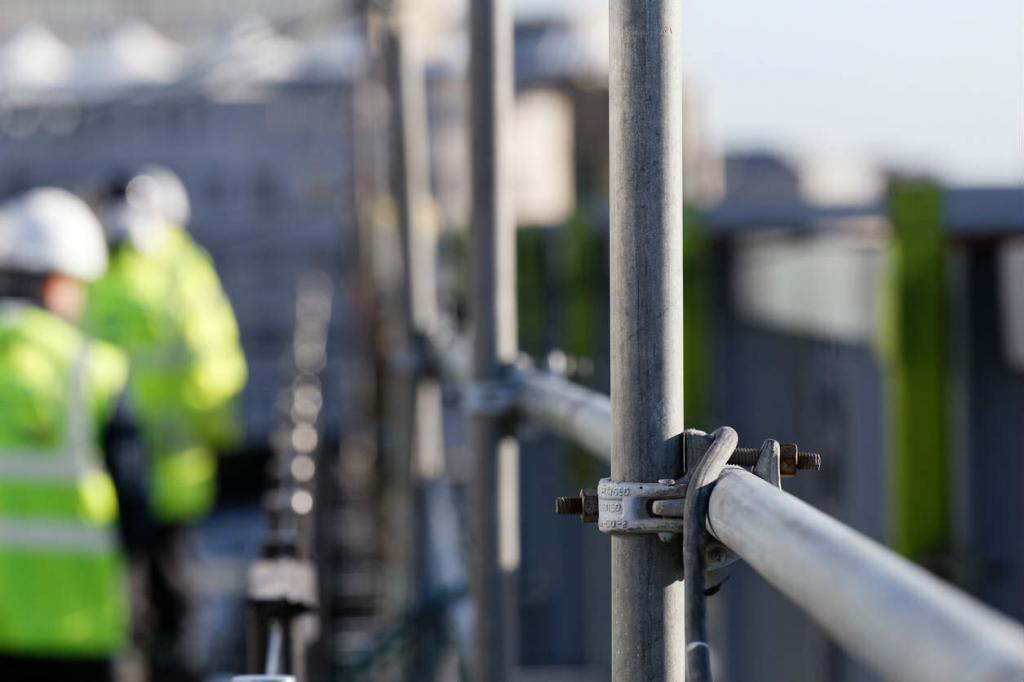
[383,0,440,617]
[469,0,517,679]
[609,2,685,680]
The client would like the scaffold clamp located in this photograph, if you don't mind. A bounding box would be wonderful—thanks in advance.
[556,429,816,584]
[595,477,688,535]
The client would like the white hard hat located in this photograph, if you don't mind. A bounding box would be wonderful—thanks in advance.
[129,165,191,227]
[0,187,108,281]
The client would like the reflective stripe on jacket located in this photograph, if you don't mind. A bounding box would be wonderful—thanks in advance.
[0,303,129,657]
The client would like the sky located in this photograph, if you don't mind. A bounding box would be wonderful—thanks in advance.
[516,0,1024,187]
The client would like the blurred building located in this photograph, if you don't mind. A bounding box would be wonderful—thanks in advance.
[511,8,723,212]
[724,151,802,203]
[0,18,368,449]
[424,6,724,230]
[0,0,353,41]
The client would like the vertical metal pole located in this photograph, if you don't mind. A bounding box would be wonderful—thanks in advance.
[388,4,438,340]
[387,5,446,492]
[609,2,685,681]
[385,10,448,675]
[470,0,517,678]
[386,6,451,678]
[383,8,476,675]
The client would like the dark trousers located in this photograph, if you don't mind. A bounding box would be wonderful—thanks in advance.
[0,654,114,682]
[139,523,202,682]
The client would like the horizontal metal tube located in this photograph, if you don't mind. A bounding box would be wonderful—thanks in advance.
[431,333,610,463]
[513,367,611,463]
[708,468,1024,682]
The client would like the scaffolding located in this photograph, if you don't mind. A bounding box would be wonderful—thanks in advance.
[238,1,1024,681]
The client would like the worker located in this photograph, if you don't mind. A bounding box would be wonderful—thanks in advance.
[83,166,247,682]
[0,188,151,682]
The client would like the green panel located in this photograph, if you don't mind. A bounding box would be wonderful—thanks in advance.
[516,227,548,357]
[561,207,606,484]
[683,205,711,429]
[562,207,601,361]
[884,182,950,559]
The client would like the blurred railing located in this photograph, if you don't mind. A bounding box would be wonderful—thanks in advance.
[235,272,332,682]
[431,340,1024,682]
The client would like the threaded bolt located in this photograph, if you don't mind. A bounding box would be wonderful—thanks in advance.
[796,451,822,470]
[555,488,599,522]
[729,445,822,475]
[555,496,583,515]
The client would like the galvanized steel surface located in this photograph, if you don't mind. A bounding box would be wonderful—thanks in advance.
[708,468,1024,682]
[515,366,611,463]
[682,427,738,681]
[609,1,685,680]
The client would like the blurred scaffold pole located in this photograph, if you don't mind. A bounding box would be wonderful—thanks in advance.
[468,0,518,679]
[382,0,471,677]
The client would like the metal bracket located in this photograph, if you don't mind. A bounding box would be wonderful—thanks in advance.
[679,435,784,587]
[557,431,813,533]
[556,425,822,680]
[556,430,800,583]
[753,439,783,489]
[593,431,785,536]
[595,477,688,535]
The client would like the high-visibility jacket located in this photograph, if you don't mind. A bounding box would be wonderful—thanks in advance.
[84,226,247,522]
[0,303,130,657]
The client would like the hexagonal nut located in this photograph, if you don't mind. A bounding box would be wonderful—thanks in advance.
[580,488,599,522]
[780,443,799,477]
